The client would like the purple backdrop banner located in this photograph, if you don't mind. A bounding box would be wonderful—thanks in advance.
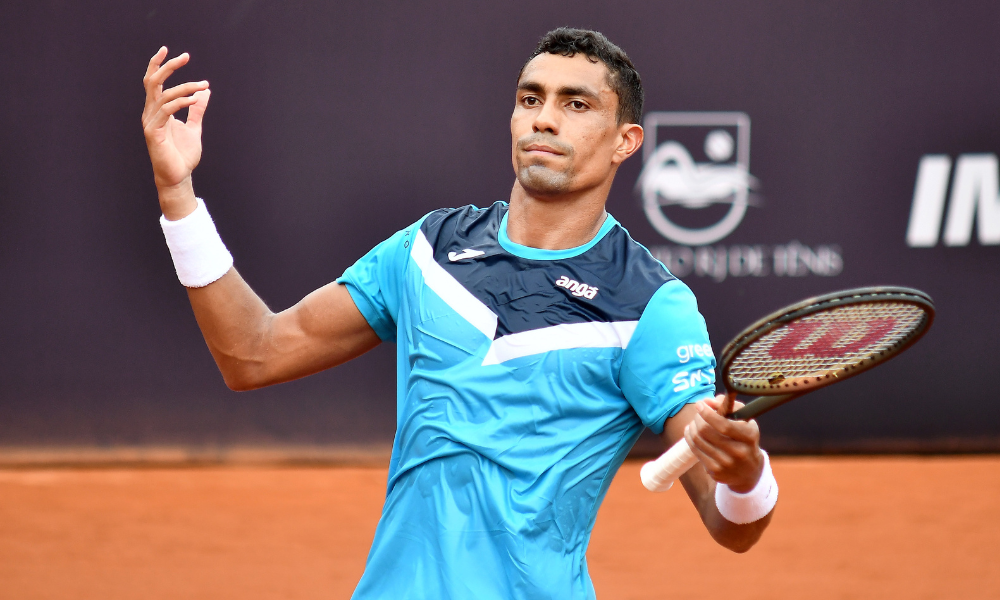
[1,1,997,453]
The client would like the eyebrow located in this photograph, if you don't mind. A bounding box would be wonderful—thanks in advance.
[517,80,601,101]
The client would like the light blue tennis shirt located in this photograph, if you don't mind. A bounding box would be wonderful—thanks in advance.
[339,203,716,599]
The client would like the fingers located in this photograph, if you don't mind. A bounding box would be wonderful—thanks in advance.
[144,47,168,83]
[685,399,762,484]
[684,423,725,475]
[142,78,209,131]
[144,51,190,95]
[703,394,724,411]
[161,80,209,104]
[186,89,211,127]
[696,401,758,445]
[142,48,191,122]
[685,419,760,485]
[146,95,201,131]
[687,414,752,462]
[142,51,193,122]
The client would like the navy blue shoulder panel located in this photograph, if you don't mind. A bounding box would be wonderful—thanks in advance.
[420,204,675,338]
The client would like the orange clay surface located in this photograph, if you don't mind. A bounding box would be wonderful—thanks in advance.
[1,457,998,600]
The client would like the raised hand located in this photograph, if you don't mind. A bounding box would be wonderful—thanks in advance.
[141,47,211,219]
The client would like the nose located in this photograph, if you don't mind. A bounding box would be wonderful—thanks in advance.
[532,99,559,135]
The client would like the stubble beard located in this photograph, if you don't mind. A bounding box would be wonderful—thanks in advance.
[516,162,575,196]
[514,134,576,197]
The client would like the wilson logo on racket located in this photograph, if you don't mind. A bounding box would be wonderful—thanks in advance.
[767,318,897,359]
[554,275,599,300]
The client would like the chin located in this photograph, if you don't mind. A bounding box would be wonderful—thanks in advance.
[517,165,573,196]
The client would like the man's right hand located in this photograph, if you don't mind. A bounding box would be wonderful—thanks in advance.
[141,47,211,220]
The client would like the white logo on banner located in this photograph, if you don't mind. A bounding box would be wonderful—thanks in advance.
[638,112,757,245]
[906,154,1000,247]
[637,111,843,282]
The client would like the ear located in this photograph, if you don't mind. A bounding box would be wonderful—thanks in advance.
[612,123,644,165]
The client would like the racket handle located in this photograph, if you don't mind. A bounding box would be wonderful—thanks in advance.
[640,438,698,492]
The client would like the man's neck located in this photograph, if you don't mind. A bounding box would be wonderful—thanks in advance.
[506,181,611,250]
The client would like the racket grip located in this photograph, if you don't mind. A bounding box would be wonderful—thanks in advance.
[640,438,698,492]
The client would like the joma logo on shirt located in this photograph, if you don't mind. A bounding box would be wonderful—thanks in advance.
[554,275,599,300]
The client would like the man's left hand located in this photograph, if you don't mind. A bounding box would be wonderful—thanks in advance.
[683,394,764,493]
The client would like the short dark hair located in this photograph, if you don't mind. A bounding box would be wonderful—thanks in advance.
[520,27,643,126]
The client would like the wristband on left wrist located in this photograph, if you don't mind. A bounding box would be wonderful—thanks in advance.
[714,449,778,524]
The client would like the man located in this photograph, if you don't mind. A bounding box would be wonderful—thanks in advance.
[142,28,775,599]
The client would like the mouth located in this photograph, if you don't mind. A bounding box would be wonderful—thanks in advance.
[523,144,564,156]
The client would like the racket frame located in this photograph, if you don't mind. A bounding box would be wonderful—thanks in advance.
[722,286,935,420]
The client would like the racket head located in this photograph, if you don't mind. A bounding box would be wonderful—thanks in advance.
[720,287,935,397]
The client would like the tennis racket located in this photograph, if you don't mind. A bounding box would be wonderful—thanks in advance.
[640,286,935,492]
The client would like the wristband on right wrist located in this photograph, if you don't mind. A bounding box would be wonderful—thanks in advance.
[159,197,234,288]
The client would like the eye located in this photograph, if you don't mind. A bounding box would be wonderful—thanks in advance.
[522,96,540,107]
[569,100,588,110]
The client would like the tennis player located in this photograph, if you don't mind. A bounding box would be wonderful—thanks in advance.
[142,27,776,599]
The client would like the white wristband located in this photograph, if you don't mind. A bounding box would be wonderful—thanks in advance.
[714,449,778,524]
[159,198,234,288]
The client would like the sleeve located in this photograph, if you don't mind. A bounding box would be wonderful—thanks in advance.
[619,279,718,434]
[336,217,425,343]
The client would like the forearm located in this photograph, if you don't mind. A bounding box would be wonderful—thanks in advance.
[680,471,773,553]
[156,181,276,389]
[662,400,775,553]
[186,268,277,390]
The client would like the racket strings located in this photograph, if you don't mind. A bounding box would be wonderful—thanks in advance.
[728,302,927,388]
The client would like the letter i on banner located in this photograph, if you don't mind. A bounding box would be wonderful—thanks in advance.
[907,155,952,247]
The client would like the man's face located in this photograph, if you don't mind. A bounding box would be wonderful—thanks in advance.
[511,52,628,197]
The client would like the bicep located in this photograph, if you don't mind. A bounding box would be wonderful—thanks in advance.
[261,282,382,384]
[257,218,422,384]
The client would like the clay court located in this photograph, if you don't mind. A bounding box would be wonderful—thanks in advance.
[2,456,998,600]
